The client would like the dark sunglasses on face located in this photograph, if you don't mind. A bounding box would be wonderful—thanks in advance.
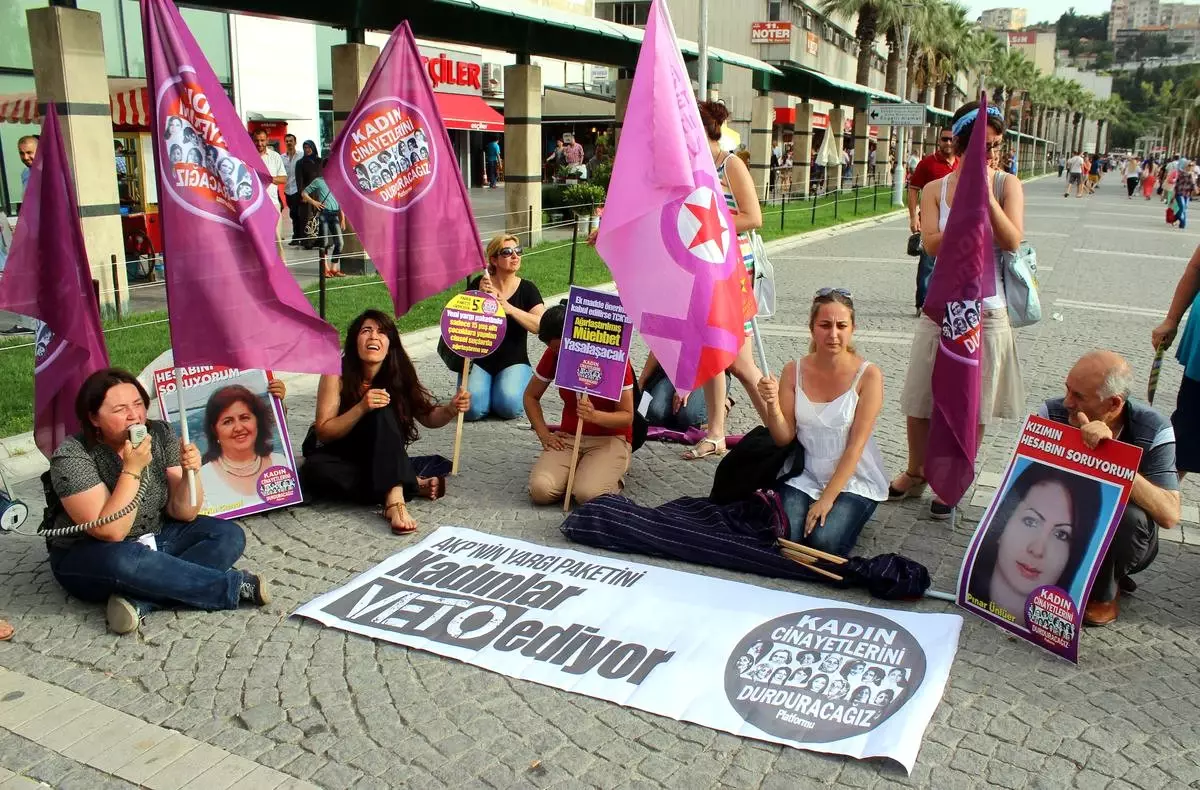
[498,246,523,257]
[940,136,953,142]
[986,141,1003,151]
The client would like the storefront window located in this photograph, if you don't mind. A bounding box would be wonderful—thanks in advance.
[318,94,333,155]
[0,0,43,71]
[0,74,39,215]
[79,0,126,76]
[315,26,342,92]
[122,0,231,83]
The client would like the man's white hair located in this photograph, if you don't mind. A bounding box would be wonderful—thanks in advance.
[1096,356,1133,401]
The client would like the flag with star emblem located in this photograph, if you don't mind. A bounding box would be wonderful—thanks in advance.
[594,0,753,394]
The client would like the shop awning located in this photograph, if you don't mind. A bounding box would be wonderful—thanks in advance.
[776,65,901,108]
[435,93,505,133]
[246,110,310,121]
[0,79,150,128]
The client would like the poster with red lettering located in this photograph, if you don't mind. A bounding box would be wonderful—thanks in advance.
[956,416,1141,662]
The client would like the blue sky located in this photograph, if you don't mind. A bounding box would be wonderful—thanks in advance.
[960,0,1112,27]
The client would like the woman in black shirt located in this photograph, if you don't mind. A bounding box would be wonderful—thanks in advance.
[463,233,545,420]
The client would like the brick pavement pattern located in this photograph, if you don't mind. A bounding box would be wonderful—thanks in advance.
[0,174,1198,788]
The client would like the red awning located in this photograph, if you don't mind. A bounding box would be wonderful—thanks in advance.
[434,93,504,133]
[0,83,150,128]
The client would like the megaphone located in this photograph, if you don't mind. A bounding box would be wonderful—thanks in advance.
[0,466,28,532]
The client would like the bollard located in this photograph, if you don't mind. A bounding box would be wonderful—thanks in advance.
[568,219,579,285]
[780,193,786,231]
[527,205,534,248]
[110,254,122,321]
[318,264,327,319]
[873,183,879,212]
[811,192,818,225]
[854,184,859,215]
[834,188,839,220]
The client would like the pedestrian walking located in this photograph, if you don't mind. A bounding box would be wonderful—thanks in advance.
[484,136,502,188]
[1057,154,1065,178]
[891,100,1026,521]
[1172,161,1195,229]
[1124,155,1141,198]
[1065,151,1085,197]
[1142,159,1157,199]
[282,134,304,245]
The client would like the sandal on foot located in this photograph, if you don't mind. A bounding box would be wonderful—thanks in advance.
[887,471,927,501]
[384,501,418,535]
[682,437,726,460]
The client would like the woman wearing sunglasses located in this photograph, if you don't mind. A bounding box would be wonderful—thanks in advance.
[463,233,546,421]
[890,100,1026,521]
[756,289,888,555]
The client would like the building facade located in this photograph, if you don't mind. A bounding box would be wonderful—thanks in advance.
[979,7,1028,31]
[1007,30,1057,74]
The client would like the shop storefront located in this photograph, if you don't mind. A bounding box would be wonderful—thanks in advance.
[416,43,505,188]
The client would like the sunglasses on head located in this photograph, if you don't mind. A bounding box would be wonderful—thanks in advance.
[498,246,523,257]
[815,287,852,299]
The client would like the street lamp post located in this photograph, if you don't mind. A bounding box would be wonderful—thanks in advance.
[891,20,911,206]
[697,0,709,99]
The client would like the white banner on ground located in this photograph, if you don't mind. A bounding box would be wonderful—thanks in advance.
[295,527,963,771]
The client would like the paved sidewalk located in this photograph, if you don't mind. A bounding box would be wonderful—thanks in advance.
[0,173,1197,788]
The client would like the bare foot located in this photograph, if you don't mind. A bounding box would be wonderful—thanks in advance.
[384,500,418,535]
[0,620,13,641]
[416,476,444,500]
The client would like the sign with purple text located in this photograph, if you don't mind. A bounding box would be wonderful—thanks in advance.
[956,416,1141,662]
[154,366,302,520]
[555,287,634,402]
[439,291,507,359]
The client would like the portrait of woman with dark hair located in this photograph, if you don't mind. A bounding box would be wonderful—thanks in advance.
[198,384,289,508]
[808,674,829,694]
[862,667,884,686]
[185,147,203,167]
[874,689,895,707]
[851,685,872,704]
[770,667,790,686]
[788,667,813,687]
[967,461,1103,630]
[735,655,753,675]
[169,144,184,165]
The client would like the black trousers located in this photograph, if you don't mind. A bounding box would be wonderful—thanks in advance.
[1127,177,1139,197]
[300,409,448,505]
[1092,503,1158,602]
[286,191,303,241]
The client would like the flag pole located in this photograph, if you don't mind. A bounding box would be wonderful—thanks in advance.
[173,367,197,506]
[451,358,471,475]
[750,317,771,378]
[562,417,586,512]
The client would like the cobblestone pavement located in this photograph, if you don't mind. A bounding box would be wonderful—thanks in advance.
[0,173,1198,788]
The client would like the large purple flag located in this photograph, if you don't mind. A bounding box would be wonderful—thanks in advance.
[324,22,487,316]
[922,94,996,507]
[594,0,753,394]
[141,0,340,373]
[0,108,110,458]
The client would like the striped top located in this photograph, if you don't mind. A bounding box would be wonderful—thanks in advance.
[716,153,756,335]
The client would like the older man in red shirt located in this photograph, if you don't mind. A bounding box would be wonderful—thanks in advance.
[907,128,957,314]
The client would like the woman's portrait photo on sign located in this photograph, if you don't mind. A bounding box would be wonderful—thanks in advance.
[156,368,301,519]
[962,458,1121,632]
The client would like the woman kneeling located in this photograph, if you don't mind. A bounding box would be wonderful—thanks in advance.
[525,305,634,505]
[46,368,268,635]
[757,290,889,555]
[301,310,469,534]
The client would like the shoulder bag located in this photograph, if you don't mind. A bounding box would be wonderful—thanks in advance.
[993,171,1041,327]
[720,153,777,319]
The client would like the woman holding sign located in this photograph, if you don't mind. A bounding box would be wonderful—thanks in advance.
[966,462,1100,630]
[301,311,470,535]
[524,305,635,505]
[463,234,545,421]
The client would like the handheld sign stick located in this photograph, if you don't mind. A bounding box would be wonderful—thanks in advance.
[1148,342,1166,404]
[451,357,470,476]
[562,415,586,512]
[751,317,771,378]
[173,367,197,506]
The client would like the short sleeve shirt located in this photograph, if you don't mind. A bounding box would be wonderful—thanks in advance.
[467,276,544,375]
[1039,397,1179,491]
[304,177,340,213]
[909,152,956,192]
[484,141,501,162]
[534,347,634,443]
[1067,156,1084,174]
[47,420,181,550]
[260,148,286,209]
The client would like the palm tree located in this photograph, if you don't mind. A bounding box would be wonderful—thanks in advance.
[818,0,908,86]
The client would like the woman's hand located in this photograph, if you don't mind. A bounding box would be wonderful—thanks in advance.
[1152,319,1178,351]
[576,394,598,424]
[361,388,391,412]
[757,375,780,409]
[538,430,567,452]
[122,433,153,475]
[267,378,287,400]
[805,496,834,537]
[179,441,201,474]
[448,388,471,415]
[479,271,498,296]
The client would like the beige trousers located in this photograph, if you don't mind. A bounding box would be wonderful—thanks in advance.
[529,435,631,506]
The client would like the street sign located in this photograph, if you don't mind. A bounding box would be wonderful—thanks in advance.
[867,103,926,126]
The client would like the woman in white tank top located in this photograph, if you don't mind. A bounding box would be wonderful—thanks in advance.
[757,290,888,555]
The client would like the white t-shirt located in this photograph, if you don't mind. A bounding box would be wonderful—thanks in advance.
[1066,155,1084,174]
[1124,159,1140,178]
[260,147,286,209]
[907,154,920,170]
[283,151,303,195]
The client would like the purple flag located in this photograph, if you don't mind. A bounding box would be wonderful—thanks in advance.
[0,108,110,458]
[922,94,996,507]
[595,0,753,394]
[325,22,487,316]
[141,0,340,373]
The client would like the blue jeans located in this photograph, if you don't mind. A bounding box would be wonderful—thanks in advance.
[915,250,935,309]
[643,368,705,431]
[48,516,246,612]
[463,363,532,421]
[774,485,877,556]
[486,159,499,187]
[318,211,342,257]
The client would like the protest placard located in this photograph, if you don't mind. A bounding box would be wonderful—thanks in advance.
[554,286,633,402]
[296,526,963,772]
[439,290,507,474]
[957,416,1142,662]
[154,366,302,519]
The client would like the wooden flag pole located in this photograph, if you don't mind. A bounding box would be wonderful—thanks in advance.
[780,548,844,582]
[173,367,197,507]
[562,419,586,512]
[451,358,471,476]
[777,538,848,565]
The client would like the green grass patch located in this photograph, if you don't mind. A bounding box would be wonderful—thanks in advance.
[0,239,614,437]
[757,185,902,243]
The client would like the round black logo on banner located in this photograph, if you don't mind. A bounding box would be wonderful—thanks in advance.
[724,608,927,744]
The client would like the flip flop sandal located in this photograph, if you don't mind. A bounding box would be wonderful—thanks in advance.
[384,502,417,535]
[682,437,726,460]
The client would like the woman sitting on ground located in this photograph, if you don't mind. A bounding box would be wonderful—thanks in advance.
[45,368,269,635]
[525,304,634,506]
[757,289,888,555]
[300,309,470,534]
[639,350,730,433]
[463,234,545,421]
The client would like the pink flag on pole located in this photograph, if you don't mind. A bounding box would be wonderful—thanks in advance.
[922,94,996,507]
[594,0,754,394]
[324,22,487,316]
[141,0,340,373]
[0,108,110,458]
